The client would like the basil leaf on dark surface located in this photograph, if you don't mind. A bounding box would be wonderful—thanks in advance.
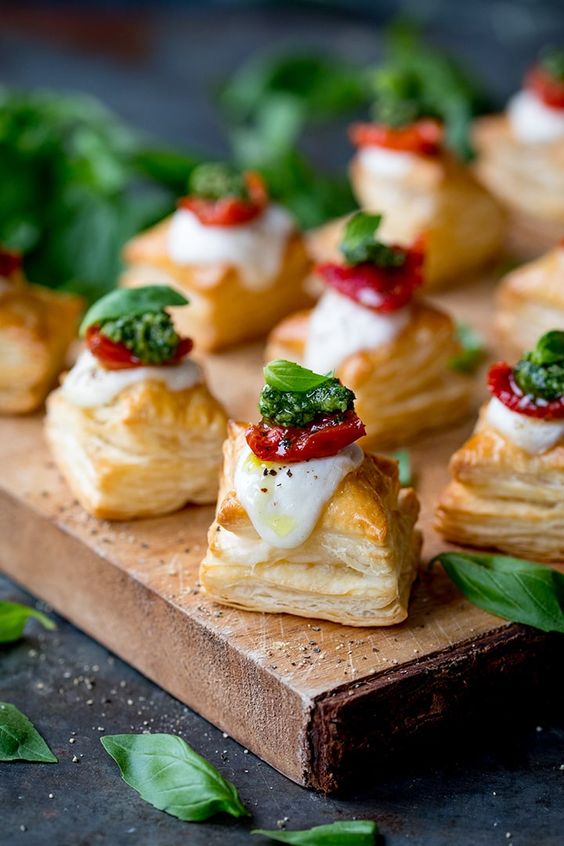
[101,733,249,821]
[264,360,332,393]
[0,703,57,763]
[0,600,55,643]
[252,820,378,844]
[431,552,564,633]
[449,322,486,373]
[80,285,188,335]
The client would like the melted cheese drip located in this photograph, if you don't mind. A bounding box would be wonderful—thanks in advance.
[235,443,364,549]
[507,90,564,144]
[167,205,294,289]
[61,349,202,408]
[485,397,564,454]
[357,146,419,178]
[304,288,410,373]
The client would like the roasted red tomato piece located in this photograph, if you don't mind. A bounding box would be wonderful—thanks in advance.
[179,171,268,226]
[86,326,193,370]
[349,120,443,156]
[488,361,564,420]
[246,410,366,462]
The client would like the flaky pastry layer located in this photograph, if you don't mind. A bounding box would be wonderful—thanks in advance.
[0,284,82,414]
[200,422,422,627]
[435,411,564,562]
[494,245,564,355]
[474,115,564,241]
[45,379,227,520]
[343,152,504,289]
[120,217,311,351]
[266,301,473,450]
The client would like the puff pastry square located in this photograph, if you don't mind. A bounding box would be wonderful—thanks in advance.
[494,244,564,356]
[266,302,473,451]
[45,379,227,520]
[0,283,82,414]
[200,423,421,627]
[120,218,311,351]
[339,152,504,289]
[435,410,564,562]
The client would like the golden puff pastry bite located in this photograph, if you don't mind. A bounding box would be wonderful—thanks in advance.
[436,331,564,563]
[267,213,475,451]
[45,285,227,520]
[200,360,422,626]
[0,248,82,414]
[494,240,564,356]
[474,47,564,256]
[120,163,311,351]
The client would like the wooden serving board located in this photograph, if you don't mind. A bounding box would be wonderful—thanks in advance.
[0,273,555,792]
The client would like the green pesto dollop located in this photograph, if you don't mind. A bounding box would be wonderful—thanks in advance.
[189,163,249,201]
[370,66,427,128]
[100,311,181,365]
[513,330,564,401]
[340,212,406,268]
[259,379,355,428]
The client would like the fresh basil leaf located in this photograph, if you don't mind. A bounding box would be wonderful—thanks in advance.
[430,552,564,633]
[340,212,404,267]
[529,331,564,366]
[264,360,332,393]
[0,703,57,763]
[0,600,55,644]
[252,820,378,844]
[101,733,249,821]
[449,322,486,373]
[80,286,188,335]
[390,449,411,487]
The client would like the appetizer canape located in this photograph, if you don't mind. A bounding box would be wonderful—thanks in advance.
[267,213,474,450]
[200,360,421,626]
[475,47,564,254]
[494,240,564,356]
[308,84,503,290]
[45,286,227,520]
[0,247,82,414]
[120,163,311,351]
[436,331,564,562]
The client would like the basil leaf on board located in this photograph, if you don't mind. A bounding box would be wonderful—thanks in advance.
[430,552,564,633]
[449,322,486,373]
[0,703,57,763]
[0,600,55,643]
[252,820,378,844]
[390,449,411,487]
[80,286,188,335]
[101,733,249,821]
[263,360,332,393]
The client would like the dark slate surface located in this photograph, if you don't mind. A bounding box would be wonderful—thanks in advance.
[1,5,564,844]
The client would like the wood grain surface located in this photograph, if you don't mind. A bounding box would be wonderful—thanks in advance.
[0,270,555,791]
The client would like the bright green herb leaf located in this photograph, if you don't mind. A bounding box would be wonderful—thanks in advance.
[101,733,249,821]
[252,820,378,844]
[0,600,55,643]
[80,285,188,335]
[0,703,57,763]
[528,331,564,366]
[263,360,332,394]
[340,212,404,267]
[449,322,486,373]
[390,449,411,487]
[430,551,564,633]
